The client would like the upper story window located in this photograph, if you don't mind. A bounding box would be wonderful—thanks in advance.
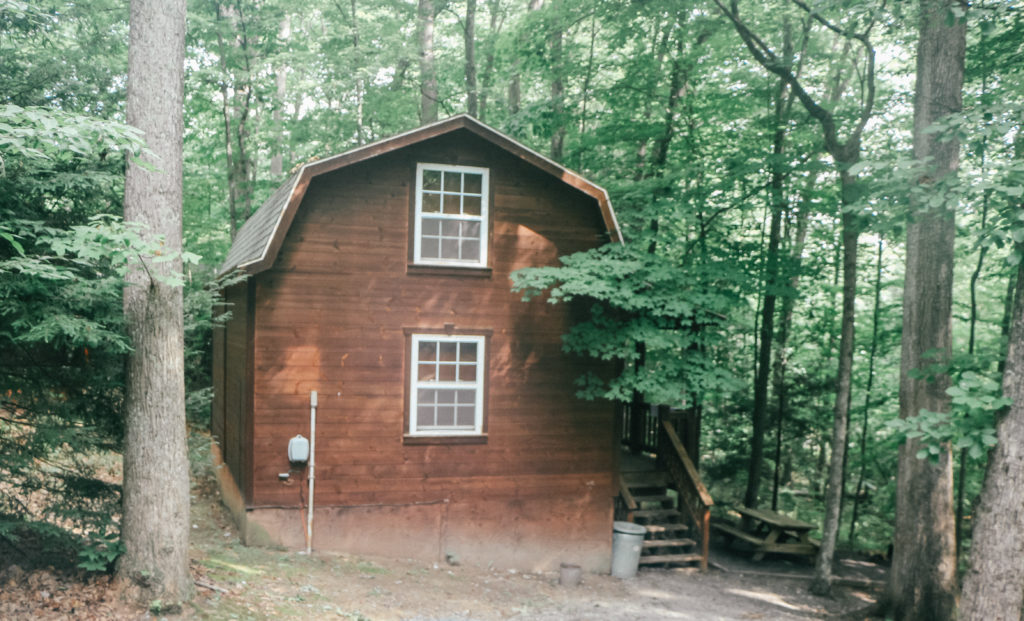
[413,163,489,267]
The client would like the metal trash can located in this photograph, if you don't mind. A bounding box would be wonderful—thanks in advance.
[611,520,647,578]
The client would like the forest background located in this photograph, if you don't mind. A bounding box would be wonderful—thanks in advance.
[1,0,1022,607]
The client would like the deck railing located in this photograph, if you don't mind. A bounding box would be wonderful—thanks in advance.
[657,418,714,571]
[621,403,661,453]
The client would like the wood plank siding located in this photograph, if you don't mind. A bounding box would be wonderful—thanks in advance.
[214,124,618,570]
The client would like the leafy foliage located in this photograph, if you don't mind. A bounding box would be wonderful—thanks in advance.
[513,241,742,405]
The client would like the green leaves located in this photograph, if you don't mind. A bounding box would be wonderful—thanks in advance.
[512,241,742,405]
[887,371,1008,463]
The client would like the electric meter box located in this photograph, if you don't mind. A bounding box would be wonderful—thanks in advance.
[288,434,310,463]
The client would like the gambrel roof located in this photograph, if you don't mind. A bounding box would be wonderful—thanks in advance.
[218,114,620,276]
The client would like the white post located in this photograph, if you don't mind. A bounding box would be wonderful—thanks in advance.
[307,390,317,555]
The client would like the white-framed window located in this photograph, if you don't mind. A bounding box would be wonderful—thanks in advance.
[413,163,489,267]
[409,334,485,436]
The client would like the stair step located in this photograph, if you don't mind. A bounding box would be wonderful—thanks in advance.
[633,508,682,520]
[643,522,690,535]
[638,553,705,566]
[633,494,673,505]
[642,538,696,549]
[622,471,669,487]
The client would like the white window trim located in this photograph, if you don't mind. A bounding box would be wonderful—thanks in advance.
[409,334,486,436]
[413,163,490,267]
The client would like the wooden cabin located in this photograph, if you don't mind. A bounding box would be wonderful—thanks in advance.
[210,115,624,571]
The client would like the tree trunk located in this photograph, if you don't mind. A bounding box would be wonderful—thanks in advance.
[548,24,564,160]
[771,180,811,510]
[959,119,1024,621]
[464,0,478,117]
[887,1,965,617]
[507,0,542,115]
[118,0,192,605]
[417,0,438,124]
[811,192,858,595]
[270,15,290,177]
[959,256,1024,620]
[478,0,502,121]
[744,70,789,513]
[849,238,883,544]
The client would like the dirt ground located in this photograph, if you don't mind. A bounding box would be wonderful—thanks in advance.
[0,474,885,620]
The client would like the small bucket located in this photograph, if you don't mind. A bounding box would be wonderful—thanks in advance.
[559,563,582,587]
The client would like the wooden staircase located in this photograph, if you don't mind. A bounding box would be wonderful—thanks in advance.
[620,471,703,567]
[618,414,714,571]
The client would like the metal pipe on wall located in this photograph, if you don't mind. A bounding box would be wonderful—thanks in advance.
[307,390,317,555]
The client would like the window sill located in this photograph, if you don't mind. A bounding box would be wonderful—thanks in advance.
[403,434,488,446]
[406,264,493,278]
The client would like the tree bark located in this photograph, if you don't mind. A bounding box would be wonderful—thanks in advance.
[959,120,1024,621]
[548,14,564,160]
[478,0,502,121]
[849,238,883,544]
[887,1,965,617]
[464,0,478,117]
[960,259,1024,620]
[811,195,858,594]
[118,0,192,605]
[417,0,438,124]
[270,15,290,177]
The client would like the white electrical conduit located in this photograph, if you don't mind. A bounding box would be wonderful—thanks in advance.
[307,390,317,555]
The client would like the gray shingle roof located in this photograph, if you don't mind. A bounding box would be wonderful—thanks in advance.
[218,172,300,274]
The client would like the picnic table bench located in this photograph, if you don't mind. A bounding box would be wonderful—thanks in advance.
[712,505,819,561]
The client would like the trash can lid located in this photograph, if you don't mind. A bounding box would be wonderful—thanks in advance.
[612,521,647,535]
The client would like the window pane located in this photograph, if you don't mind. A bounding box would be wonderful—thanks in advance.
[461,240,480,262]
[437,406,455,427]
[421,238,439,258]
[436,389,456,404]
[441,238,459,259]
[418,363,436,381]
[460,343,477,362]
[463,173,482,194]
[421,219,440,235]
[463,195,481,216]
[462,221,480,238]
[423,170,441,191]
[418,341,437,361]
[456,389,475,404]
[439,342,457,361]
[441,171,457,193]
[417,405,435,427]
[458,364,476,382]
[418,388,436,404]
[441,220,460,236]
[422,193,441,213]
[456,406,475,427]
[438,364,456,382]
[441,194,461,214]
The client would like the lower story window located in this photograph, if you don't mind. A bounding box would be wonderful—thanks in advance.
[410,334,485,436]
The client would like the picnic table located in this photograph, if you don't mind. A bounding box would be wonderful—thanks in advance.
[712,505,819,561]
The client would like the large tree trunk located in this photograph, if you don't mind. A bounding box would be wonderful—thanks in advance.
[887,0,965,617]
[417,0,438,124]
[959,133,1024,621]
[960,259,1024,620]
[118,0,192,605]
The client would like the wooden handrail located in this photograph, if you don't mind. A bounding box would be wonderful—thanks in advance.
[659,418,713,571]
[618,474,639,512]
[661,421,713,507]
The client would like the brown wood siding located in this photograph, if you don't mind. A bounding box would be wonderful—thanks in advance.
[217,282,252,502]
[247,131,615,518]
